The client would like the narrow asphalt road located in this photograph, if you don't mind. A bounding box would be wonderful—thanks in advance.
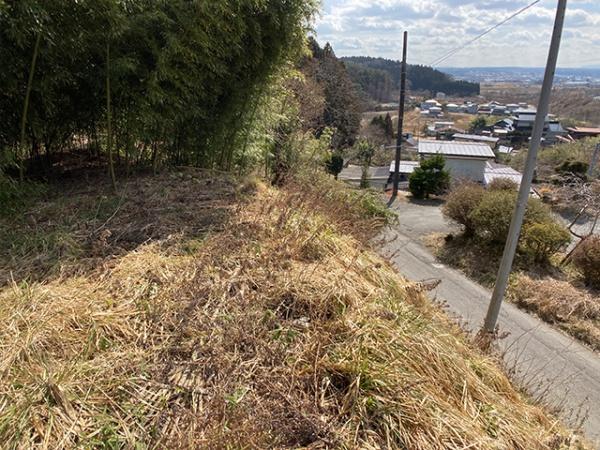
[379,196,600,445]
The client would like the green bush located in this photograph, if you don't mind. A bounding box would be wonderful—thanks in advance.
[556,160,589,176]
[409,155,450,199]
[521,222,571,263]
[572,236,600,287]
[469,190,550,243]
[487,177,518,191]
[442,182,486,236]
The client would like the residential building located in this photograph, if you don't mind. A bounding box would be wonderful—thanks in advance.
[566,127,600,140]
[421,99,442,110]
[418,140,496,183]
[483,162,523,188]
[452,133,500,149]
[446,103,461,113]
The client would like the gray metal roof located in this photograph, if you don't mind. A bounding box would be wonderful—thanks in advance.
[484,162,522,186]
[418,140,495,158]
[389,161,419,174]
[453,133,499,144]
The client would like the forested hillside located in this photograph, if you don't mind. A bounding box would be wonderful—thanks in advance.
[343,56,480,102]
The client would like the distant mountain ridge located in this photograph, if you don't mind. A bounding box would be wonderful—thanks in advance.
[340,56,480,103]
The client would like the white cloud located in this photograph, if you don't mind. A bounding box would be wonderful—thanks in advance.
[315,0,600,67]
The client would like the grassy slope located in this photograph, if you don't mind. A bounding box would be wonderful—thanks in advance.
[0,170,589,449]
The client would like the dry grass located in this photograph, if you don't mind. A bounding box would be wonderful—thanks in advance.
[511,275,600,352]
[0,170,589,448]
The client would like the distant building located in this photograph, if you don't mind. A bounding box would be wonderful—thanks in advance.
[421,99,442,110]
[566,127,600,140]
[462,102,479,114]
[418,140,496,183]
[436,92,447,100]
[428,106,443,118]
[483,162,523,188]
[452,133,500,149]
[446,103,461,113]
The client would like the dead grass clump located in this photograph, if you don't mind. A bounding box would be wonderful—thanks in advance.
[0,168,239,286]
[511,275,600,351]
[0,175,589,448]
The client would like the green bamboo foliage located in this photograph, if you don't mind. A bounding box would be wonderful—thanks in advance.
[0,0,317,178]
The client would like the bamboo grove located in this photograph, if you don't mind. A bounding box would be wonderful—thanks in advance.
[0,0,318,182]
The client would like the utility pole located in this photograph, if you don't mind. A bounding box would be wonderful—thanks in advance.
[588,143,600,178]
[483,0,567,333]
[389,31,408,206]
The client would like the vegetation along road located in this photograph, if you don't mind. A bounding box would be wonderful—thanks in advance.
[380,198,600,444]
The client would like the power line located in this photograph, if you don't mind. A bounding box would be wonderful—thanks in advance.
[429,0,542,67]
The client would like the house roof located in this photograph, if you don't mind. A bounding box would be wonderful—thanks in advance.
[418,140,496,159]
[389,161,419,174]
[566,127,600,134]
[484,162,522,186]
[338,165,390,181]
[453,133,499,144]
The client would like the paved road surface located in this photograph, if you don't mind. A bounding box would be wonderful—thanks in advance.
[380,196,600,445]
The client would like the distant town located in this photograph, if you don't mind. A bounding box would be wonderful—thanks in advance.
[440,67,600,86]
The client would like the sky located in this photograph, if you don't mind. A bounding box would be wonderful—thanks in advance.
[315,0,600,68]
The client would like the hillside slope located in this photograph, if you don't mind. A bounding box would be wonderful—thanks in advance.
[343,56,480,102]
[0,171,588,448]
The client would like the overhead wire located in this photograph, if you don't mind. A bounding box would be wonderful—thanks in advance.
[428,0,543,67]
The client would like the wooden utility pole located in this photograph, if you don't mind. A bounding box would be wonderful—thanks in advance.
[389,31,408,206]
[483,0,567,333]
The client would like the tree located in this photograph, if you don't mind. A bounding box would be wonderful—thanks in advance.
[409,155,450,199]
[303,39,361,150]
[326,152,344,179]
[469,116,488,133]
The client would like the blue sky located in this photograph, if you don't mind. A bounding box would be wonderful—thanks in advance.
[314,0,600,67]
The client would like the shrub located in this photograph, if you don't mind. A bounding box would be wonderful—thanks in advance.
[555,160,589,176]
[520,222,571,263]
[572,236,600,287]
[487,177,518,191]
[409,155,450,199]
[326,153,344,179]
[469,190,551,243]
[442,182,486,236]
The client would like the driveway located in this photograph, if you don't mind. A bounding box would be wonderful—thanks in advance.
[380,195,600,445]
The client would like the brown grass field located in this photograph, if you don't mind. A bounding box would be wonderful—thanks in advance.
[0,169,591,448]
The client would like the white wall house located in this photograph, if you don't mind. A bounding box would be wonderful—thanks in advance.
[418,140,496,183]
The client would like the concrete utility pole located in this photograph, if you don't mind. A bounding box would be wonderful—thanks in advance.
[389,31,408,206]
[588,143,600,178]
[483,0,568,333]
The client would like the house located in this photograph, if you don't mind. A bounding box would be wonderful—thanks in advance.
[421,99,442,110]
[566,127,600,140]
[491,105,508,116]
[428,106,443,118]
[418,140,496,183]
[387,161,420,183]
[462,102,479,114]
[452,133,500,149]
[338,165,391,190]
[446,103,461,113]
[478,104,493,115]
[426,121,455,137]
[483,162,523,188]
[506,104,520,113]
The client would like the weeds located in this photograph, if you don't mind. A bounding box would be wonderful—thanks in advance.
[0,170,589,448]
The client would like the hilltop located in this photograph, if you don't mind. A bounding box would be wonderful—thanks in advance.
[342,56,480,103]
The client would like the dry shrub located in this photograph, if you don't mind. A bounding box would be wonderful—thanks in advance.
[0,174,588,449]
[511,275,600,351]
[443,182,486,236]
[521,222,571,263]
[572,236,600,288]
[488,177,519,191]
